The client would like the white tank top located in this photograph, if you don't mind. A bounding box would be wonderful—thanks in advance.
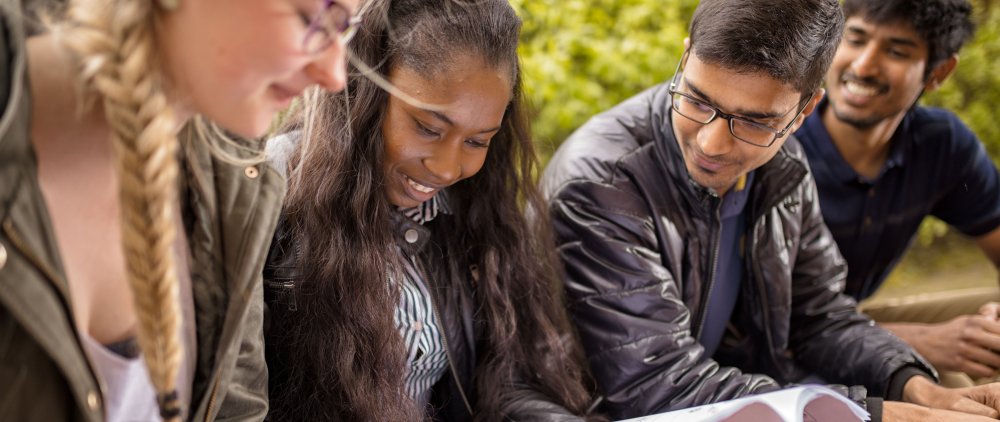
[80,334,160,422]
[79,217,198,421]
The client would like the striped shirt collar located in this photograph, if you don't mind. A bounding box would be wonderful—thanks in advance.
[398,192,452,225]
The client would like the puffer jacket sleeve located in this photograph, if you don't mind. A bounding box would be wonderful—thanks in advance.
[783,167,936,397]
[549,180,779,419]
[502,384,584,421]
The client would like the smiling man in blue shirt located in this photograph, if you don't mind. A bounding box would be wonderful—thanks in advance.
[796,0,1000,386]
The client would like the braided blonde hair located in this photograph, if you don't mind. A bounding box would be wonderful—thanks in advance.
[58,0,183,419]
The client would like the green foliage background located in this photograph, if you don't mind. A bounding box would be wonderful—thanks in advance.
[511,0,999,158]
[511,0,694,153]
[924,1,1000,163]
[511,0,1000,245]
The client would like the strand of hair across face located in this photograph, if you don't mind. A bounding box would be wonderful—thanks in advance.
[60,0,184,419]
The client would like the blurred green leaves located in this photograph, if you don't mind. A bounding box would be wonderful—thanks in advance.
[511,0,697,156]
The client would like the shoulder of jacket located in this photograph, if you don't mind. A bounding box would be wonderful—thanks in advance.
[182,125,286,211]
[542,86,669,204]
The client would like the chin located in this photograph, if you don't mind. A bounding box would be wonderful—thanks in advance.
[215,114,274,140]
[831,106,883,130]
[387,191,415,208]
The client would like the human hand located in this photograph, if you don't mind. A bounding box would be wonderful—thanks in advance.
[906,312,1000,378]
[884,401,999,422]
[979,302,1000,321]
[902,376,1000,418]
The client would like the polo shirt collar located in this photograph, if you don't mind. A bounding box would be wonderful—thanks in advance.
[803,97,909,184]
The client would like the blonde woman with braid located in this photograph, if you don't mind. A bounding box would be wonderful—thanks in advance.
[0,0,359,420]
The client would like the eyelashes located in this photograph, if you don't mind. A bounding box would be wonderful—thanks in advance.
[413,119,491,149]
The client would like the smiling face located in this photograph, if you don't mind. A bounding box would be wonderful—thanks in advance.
[824,16,933,129]
[381,55,512,208]
[672,52,819,196]
[156,0,358,138]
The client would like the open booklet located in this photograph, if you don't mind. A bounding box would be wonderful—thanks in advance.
[617,385,870,422]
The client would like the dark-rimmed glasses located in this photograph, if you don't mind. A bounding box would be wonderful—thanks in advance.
[302,0,362,54]
[667,51,813,148]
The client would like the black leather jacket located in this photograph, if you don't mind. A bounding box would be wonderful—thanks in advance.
[540,84,935,419]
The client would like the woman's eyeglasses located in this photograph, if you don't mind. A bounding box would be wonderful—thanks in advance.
[302,0,362,54]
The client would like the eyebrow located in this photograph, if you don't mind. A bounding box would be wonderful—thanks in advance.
[422,109,503,134]
[684,78,785,120]
[845,25,920,49]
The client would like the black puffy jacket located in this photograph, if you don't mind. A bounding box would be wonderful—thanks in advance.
[540,83,935,419]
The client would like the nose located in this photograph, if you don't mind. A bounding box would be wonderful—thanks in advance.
[305,38,349,92]
[849,43,881,79]
[423,140,463,185]
[697,118,735,156]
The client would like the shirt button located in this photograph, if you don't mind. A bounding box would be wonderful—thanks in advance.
[0,243,7,270]
[244,166,259,179]
[413,321,423,331]
[86,390,100,411]
[404,229,419,244]
[863,217,873,226]
[868,189,876,197]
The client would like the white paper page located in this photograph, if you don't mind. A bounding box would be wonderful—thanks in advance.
[617,385,870,422]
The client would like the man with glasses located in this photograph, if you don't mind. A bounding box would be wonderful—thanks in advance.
[796,0,1000,389]
[541,0,1000,420]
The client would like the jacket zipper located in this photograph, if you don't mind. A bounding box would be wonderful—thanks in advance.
[415,257,475,416]
[265,279,298,311]
[203,375,221,421]
[747,218,778,371]
[694,202,723,341]
[3,219,110,420]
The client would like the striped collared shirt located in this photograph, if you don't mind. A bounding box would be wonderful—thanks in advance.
[393,195,451,406]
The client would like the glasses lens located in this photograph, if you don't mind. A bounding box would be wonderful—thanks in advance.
[303,27,331,54]
[671,92,715,124]
[323,2,352,33]
[731,119,777,146]
[303,2,355,54]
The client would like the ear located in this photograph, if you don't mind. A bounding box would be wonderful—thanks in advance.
[684,37,691,50]
[800,88,825,120]
[788,88,824,133]
[925,55,958,92]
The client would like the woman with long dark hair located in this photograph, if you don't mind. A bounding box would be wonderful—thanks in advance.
[264,0,596,419]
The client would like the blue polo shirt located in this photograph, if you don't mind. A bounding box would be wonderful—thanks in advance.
[796,98,1000,301]
[699,172,753,358]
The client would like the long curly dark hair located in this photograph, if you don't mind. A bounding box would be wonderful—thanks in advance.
[265,0,595,420]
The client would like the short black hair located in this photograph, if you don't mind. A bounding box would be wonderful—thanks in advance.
[689,0,844,95]
[843,0,975,75]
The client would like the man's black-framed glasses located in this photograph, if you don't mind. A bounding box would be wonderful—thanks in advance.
[667,51,813,148]
[302,0,362,54]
